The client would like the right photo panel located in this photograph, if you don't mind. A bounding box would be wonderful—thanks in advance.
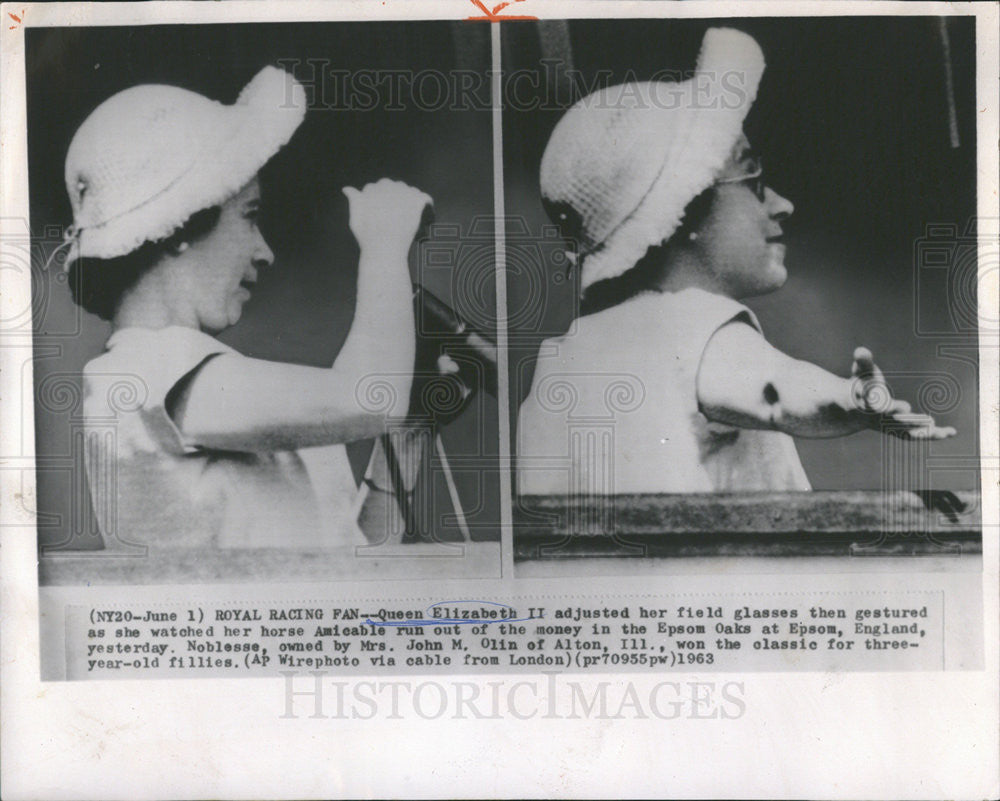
[503,18,982,576]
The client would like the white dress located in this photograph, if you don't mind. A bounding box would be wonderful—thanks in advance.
[82,326,362,548]
[517,287,811,495]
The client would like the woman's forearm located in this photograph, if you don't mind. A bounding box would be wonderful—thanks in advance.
[332,241,416,429]
[762,358,868,438]
[698,323,954,441]
[171,263,414,451]
[171,180,429,453]
[701,354,867,438]
[327,178,430,435]
[698,321,868,438]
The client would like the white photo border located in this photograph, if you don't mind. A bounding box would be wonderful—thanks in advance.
[2,2,997,799]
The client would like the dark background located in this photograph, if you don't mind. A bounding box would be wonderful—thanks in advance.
[25,17,985,553]
[502,17,981,491]
[27,22,500,550]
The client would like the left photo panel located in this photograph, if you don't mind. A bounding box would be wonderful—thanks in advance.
[27,21,502,588]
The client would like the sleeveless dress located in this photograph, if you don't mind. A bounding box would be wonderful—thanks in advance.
[82,326,362,549]
[517,288,811,495]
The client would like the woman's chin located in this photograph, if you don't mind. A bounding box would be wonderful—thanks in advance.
[225,301,247,327]
[763,257,788,290]
[199,309,240,334]
[740,266,787,298]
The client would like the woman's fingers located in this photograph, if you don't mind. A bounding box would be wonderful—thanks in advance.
[886,411,958,439]
[854,347,885,385]
[344,179,434,248]
[903,425,957,440]
[888,398,911,415]
[851,346,897,414]
[852,346,875,377]
[894,411,934,427]
[851,346,958,440]
[852,346,885,385]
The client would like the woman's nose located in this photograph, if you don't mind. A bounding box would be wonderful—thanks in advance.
[765,186,794,221]
[253,232,274,269]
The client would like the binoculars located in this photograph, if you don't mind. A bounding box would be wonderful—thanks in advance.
[409,285,498,422]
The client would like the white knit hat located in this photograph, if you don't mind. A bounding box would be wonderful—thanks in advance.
[61,66,306,265]
[540,28,765,291]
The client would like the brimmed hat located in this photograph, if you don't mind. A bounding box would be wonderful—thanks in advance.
[540,28,765,291]
[61,66,307,265]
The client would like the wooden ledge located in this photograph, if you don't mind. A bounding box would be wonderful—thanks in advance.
[513,490,982,560]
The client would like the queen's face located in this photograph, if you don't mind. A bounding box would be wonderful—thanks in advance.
[690,135,794,299]
[184,178,274,332]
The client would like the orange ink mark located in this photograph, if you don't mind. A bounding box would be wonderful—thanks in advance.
[466,0,536,21]
[8,9,24,29]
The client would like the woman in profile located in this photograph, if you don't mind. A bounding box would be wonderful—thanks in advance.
[62,66,430,548]
[518,28,955,496]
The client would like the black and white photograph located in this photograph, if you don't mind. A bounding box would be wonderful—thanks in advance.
[25,20,502,585]
[503,17,985,571]
[1,2,997,799]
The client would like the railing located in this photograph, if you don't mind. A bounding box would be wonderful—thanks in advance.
[513,490,982,560]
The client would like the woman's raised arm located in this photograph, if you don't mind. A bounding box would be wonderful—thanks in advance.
[171,179,428,452]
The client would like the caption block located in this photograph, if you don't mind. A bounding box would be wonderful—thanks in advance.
[64,591,946,679]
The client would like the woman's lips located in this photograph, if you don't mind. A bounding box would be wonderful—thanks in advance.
[766,236,786,266]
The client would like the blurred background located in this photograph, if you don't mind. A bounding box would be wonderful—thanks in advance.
[27,22,500,550]
[502,16,981,492]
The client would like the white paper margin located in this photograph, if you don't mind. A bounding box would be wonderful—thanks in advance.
[2,2,998,799]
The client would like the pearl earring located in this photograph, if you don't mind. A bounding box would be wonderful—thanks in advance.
[687,231,699,242]
[176,241,189,253]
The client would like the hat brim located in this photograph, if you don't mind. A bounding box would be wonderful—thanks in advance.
[580,28,765,290]
[76,67,306,261]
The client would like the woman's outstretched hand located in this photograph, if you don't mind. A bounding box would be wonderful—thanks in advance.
[343,178,433,253]
[850,347,957,440]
